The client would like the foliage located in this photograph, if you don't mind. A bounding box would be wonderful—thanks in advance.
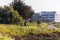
[0,23,59,40]
[0,0,34,25]
[54,23,60,28]
[10,0,34,19]
[0,6,24,25]
[0,24,58,37]
[0,33,14,40]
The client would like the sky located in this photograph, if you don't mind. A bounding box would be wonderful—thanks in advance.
[0,0,60,12]
[0,0,13,6]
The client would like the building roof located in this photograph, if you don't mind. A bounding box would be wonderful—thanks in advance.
[41,11,56,14]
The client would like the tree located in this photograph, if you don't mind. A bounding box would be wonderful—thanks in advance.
[4,6,24,25]
[10,0,34,19]
[0,6,24,25]
[0,7,4,23]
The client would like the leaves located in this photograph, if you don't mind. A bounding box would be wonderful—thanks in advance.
[11,0,34,19]
[0,6,24,25]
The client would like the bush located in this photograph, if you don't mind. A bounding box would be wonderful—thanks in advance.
[54,24,60,28]
[0,33,14,40]
[0,24,58,37]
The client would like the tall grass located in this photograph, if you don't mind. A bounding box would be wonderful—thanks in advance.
[0,23,59,40]
[0,23,58,37]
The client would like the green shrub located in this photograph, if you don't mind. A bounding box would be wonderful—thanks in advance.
[54,24,60,28]
[0,24,59,37]
[0,33,14,40]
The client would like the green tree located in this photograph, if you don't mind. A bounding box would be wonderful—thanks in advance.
[0,6,24,25]
[10,0,34,19]
[4,6,24,25]
[0,7,4,23]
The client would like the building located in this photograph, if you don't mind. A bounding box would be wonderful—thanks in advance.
[41,11,60,22]
[55,11,60,22]
[32,13,42,22]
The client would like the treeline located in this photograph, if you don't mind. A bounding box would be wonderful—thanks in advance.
[0,0,34,25]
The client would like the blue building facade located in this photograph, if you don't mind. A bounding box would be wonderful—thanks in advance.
[32,11,60,22]
[41,11,56,22]
[32,13,41,21]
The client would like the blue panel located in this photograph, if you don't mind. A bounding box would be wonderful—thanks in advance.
[41,11,56,22]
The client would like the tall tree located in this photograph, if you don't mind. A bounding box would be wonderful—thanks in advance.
[10,0,34,19]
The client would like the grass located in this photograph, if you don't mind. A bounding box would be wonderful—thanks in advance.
[0,32,14,40]
[0,23,59,40]
[0,23,59,36]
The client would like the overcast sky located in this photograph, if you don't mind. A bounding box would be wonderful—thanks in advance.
[0,0,60,12]
[0,0,13,6]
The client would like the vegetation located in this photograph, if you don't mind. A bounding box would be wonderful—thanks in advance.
[0,0,34,25]
[0,34,14,40]
[0,23,58,36]
[10,0,34,19]
[0,6,24,25]
[0,23,59,40]
[0,0,60,40]
[54,23,60,28]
